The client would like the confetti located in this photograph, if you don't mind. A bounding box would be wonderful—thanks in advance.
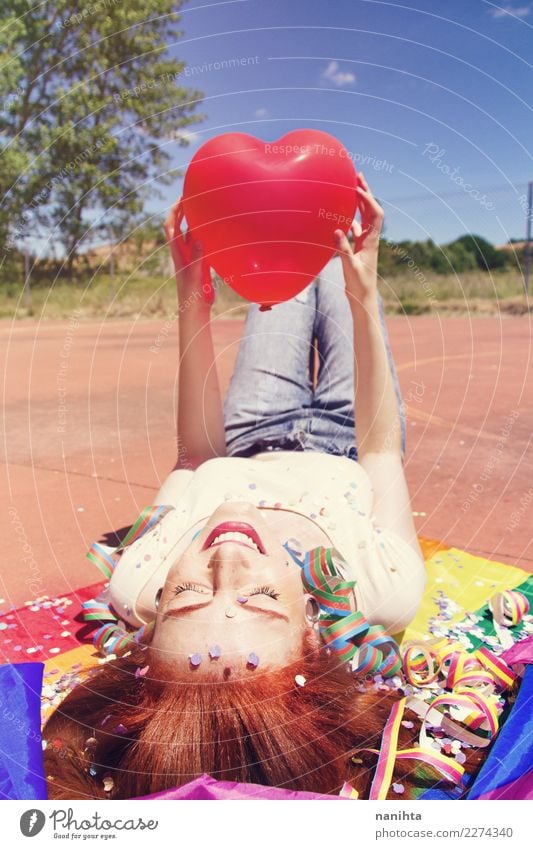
[208,645,221,660]
[392,783,405,794]
[294,674,306,687]
[189,653,202,668]
[114,724,128,735]
[236,596,248,604]
[135,665,150,678]
[401,720,414,729]
[247,652,260,669]
[103,776,114,792]
[339,782,359,799]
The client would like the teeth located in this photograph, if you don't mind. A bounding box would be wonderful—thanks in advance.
[210,531,260,552]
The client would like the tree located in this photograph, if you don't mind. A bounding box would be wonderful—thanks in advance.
[440,240,478,274]
[0,0,203,275]
[449,235,508,271]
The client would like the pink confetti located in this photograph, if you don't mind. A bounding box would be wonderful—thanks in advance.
[135,665,150,678]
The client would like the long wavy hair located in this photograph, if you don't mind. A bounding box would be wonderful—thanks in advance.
[43,637,483,800]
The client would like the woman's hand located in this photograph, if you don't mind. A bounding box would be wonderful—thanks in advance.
[164,199,214,309]
[334,172,384,304]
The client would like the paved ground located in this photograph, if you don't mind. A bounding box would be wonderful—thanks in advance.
[2,314,532,609]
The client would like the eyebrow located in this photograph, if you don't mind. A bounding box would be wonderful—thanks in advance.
[162,601,289,623]
[162,601,211,620]
[243,603,290,623]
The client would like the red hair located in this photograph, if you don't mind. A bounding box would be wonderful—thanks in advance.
[43,640,484,800]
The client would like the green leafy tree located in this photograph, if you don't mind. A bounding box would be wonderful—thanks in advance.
[0,0,202,275]
[440,240,478,274]
[449,235,508,271]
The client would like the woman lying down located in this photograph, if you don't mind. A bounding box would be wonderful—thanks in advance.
[44,175,471,800]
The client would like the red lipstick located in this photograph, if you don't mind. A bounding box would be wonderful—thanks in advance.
[201,522,266,555]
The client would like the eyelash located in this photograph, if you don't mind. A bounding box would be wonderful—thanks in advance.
[249,585,280,600]
[172,583,280,600]
[173,582,206,596]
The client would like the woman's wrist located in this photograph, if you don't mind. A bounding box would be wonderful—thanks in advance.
[177,298,212,324]
[346,286,380,313]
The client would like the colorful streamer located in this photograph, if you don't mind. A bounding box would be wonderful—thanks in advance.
[295,547,402,678]
[83,504,174,656]
[363,590,530,797]
[354,698,466,799]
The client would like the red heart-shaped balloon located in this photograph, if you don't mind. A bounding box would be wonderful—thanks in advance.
[182,130,358,307]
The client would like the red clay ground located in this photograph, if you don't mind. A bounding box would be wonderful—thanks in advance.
[2,315,532,609]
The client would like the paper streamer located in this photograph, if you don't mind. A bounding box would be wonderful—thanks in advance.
[366,590,530,797]
[83,505,174,656]
[489,590,530,649]
[295,547,402,678]
[354,697,465,800]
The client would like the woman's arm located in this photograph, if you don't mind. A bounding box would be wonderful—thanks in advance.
[164,202,226,470]
[335,174,422,557]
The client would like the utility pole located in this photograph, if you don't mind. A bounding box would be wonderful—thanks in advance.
[525,181,532,296]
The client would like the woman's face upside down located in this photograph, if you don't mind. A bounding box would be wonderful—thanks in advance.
[149,501,316,678]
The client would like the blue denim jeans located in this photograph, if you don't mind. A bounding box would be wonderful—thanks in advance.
[223,256,406,461]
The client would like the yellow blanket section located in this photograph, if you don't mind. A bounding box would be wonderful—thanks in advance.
[402,543,530,644]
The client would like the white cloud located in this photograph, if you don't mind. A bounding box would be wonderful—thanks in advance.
[490,4,531,18]
[321,60,356,88]
[170,129,200,144]
[255,108,269,118]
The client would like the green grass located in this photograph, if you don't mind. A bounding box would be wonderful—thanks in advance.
[0,268,530,321]
[0,273,249,321]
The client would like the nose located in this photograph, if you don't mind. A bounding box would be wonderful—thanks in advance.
[207,541,254,591]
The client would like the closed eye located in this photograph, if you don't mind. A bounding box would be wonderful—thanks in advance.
[173,582,209,596]
[248,585,280,601]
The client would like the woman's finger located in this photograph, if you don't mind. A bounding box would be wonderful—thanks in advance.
[163,212,174,242]
[169,199,191,268]
[356,173,384,219]
[358,171,370,190]
[351,218,362,239]
[164,199,183,237]
[350,219,363,253]
[356,186,384,236]
[334,229,355,266]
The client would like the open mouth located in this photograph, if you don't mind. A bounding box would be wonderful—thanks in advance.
[202,522,266,555]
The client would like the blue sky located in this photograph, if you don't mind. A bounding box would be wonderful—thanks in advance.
[155,0,533,246]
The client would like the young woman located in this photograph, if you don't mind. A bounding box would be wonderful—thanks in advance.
[44,173,433,800]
